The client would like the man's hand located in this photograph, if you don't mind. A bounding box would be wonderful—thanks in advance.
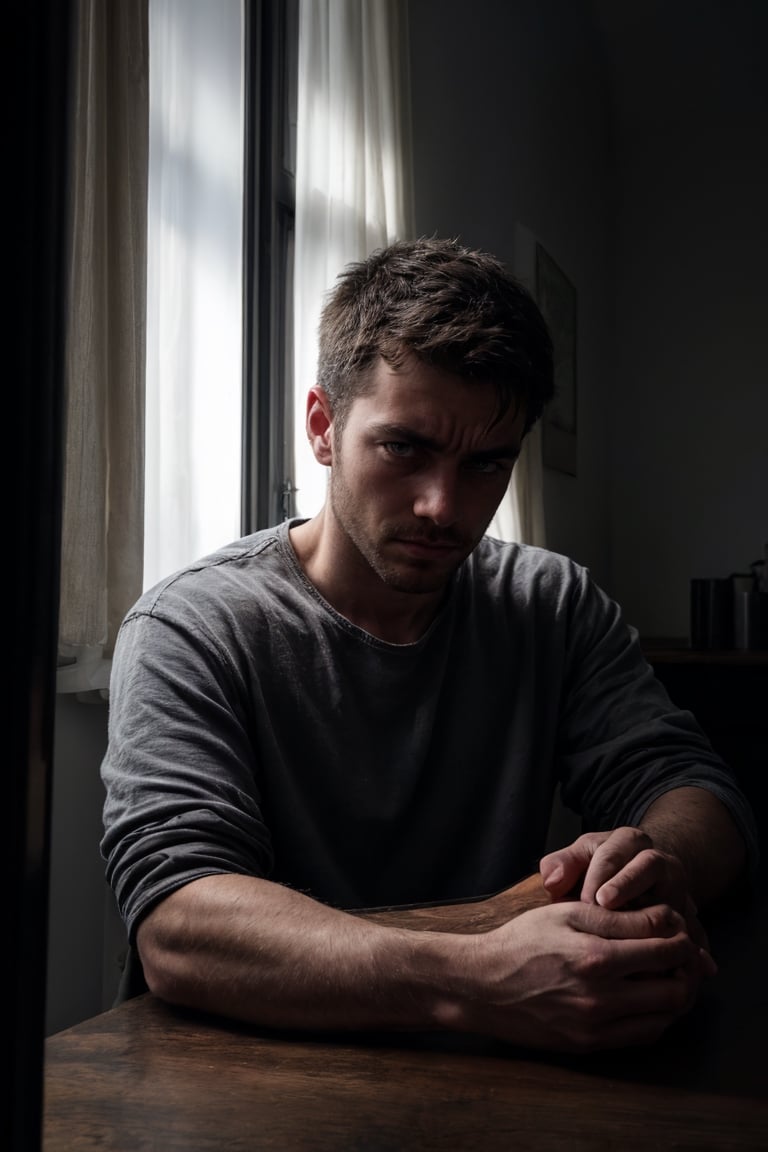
[540,826,689,909]
[452,900,709,1052]
[138,870,715,1054]
[539,826,711,956]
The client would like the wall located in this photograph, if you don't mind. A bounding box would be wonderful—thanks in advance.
[46,696,120,1034]
[596,0,768,637]
[408,0,768,637]
[407,0,614,586]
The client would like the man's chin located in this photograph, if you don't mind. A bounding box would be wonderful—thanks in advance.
[373,552,465,595]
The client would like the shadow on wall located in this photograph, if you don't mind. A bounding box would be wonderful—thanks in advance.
[47,697,125,1035]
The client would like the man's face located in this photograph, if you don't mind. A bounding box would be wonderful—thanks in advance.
[325,356,526,596]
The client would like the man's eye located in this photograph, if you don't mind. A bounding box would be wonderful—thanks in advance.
[467,459,505,474]
[383,441,415,458]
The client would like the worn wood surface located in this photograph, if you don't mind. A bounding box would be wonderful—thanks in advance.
[353,871,551,932]
[44,875,768,1151]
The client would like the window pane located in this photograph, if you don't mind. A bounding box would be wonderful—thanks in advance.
[144,0,244,590]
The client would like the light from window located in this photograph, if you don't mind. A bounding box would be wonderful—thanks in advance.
[144,0,244,591]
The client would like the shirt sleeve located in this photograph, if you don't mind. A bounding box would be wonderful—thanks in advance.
[555,567,760,875]
[100,607,274,943]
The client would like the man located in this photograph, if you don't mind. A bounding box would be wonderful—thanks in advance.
[101,237,756,1053]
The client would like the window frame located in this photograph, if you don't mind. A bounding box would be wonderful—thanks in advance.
[241,0,298,531]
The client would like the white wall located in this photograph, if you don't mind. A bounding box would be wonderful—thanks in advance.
[596,0,768,636]
[408,0,614,586]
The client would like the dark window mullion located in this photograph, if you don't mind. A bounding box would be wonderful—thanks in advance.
[242,0,297,533]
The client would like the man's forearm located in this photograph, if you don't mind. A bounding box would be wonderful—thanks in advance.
[639,786,747,908]
[137,873,466,1032]
[136,870,707,1051]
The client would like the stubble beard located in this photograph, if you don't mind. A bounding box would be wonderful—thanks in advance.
[328,462,470,596]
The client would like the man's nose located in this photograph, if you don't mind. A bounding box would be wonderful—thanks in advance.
[413,470,458,526]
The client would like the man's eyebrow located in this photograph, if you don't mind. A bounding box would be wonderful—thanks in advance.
[368,423,521,460]
[369,423,442,450]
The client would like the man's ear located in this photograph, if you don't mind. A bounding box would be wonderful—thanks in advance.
[306,386,334,466]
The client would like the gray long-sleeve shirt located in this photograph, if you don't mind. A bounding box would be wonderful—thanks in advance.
[101,521,758,944]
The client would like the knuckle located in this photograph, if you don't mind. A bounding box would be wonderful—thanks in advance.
[574,831,607,858]
[595,827,651,869]
[618,826,652,850]
[594,844,628,872]
[667,934,698,971]
[646,903,685,935]
[577,942,609,978]
[579,994,604,1023]
[629,847,670,879]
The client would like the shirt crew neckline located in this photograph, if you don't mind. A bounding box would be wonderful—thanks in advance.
[274,518,461,651]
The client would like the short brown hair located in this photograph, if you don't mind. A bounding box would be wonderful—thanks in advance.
[316,237,554,432]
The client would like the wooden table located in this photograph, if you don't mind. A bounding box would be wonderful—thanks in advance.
[44,877,768,1150]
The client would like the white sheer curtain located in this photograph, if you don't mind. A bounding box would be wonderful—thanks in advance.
[143,0,244,592]
[57,0,149,695]
[293,0,414,518]
[293,6,544,545]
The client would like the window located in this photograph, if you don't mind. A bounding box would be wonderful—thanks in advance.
[242,0,299,530]
[59,0,417,684]
[145,0,414,585]
[144,0,298,591]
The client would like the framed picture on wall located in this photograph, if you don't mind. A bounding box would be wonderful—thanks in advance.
[535,242,577,476]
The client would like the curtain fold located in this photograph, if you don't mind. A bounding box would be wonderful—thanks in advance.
[294,0,414,518]
[293,3,545,546]
[57,0,149,694]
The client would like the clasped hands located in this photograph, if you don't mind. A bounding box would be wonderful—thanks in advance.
[541,824,709,952]
[464,828,714,1052]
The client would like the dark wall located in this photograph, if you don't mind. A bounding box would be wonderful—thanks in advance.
[9,2,72,1149]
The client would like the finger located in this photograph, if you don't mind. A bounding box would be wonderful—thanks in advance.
[579,828,652,905]
[538,851,572,896]
[565,900,686,943]
[620,966,700,1014]
[609,933,701,979]
[571,919,705,987]
[556,969,700,1053]
[540,833,612,899]
[594,848,685,912]
[567,912,702,981]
